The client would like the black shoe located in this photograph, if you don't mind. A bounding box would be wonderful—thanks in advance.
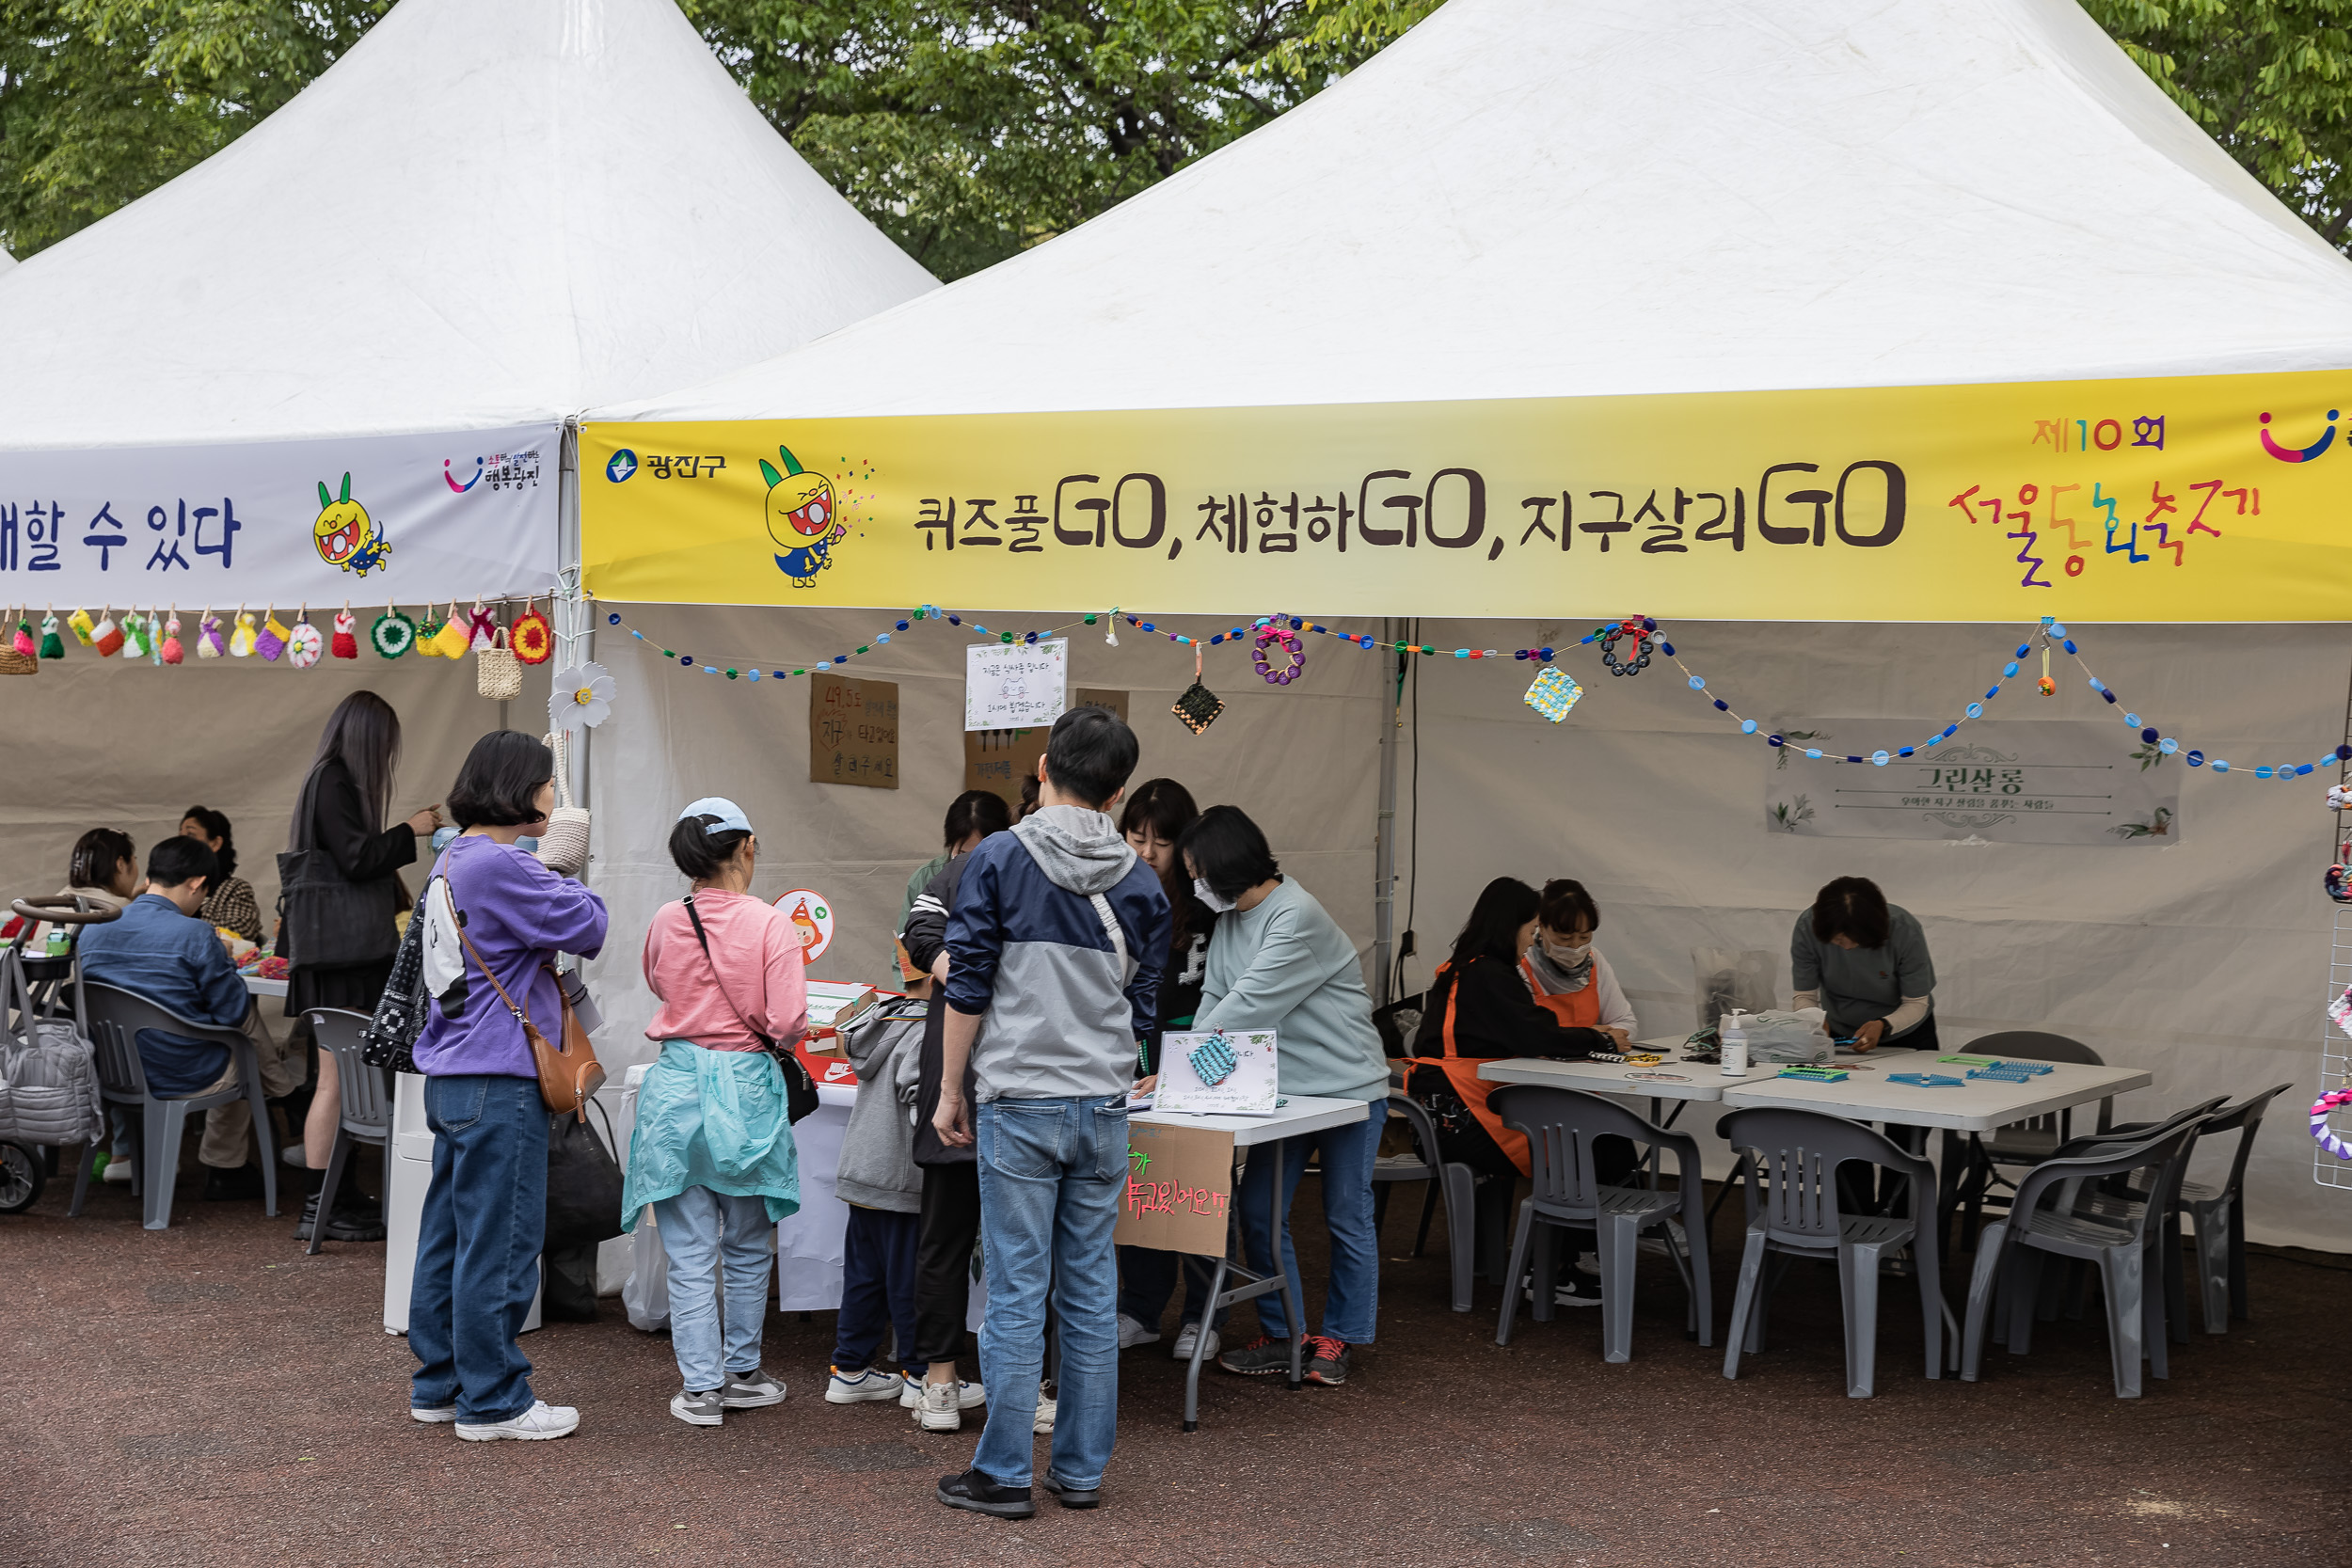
[1521,1269,1606,1308]
[294,1193,387,1243]
[1303,1336,1352,1386]
[1216,1335,1302,1376]
[937,1468,1034,1519]
[202,1165,263,1201]
[1042,1473,1101,1510]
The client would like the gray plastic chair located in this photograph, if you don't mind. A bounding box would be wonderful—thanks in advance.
[1938,1031,2113,1255]
[304,1008,390,1256]
[1718,1106,1948,1398]
[1371,1092,1476,1312]
[76,982,278,1229]
[2174,1085,2289,1330]
[1960,1122,2199,1398]
[1492,1085,1711,1361]
[2048,1094,2232,1342]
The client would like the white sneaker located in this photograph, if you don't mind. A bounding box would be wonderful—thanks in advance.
[409,1404,458,1424]
[1171,1323,1220,1363]
[101,1157,134,1185]
[912,1379,985,1432]
[455,1399,580,1441]
[280,1144,308,1167]
[826,1366,905,1404]
[1116,1311,1161,1350]
[1033,1387,1057,1434]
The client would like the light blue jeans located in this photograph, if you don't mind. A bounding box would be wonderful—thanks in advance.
[974,1094,1127,1491]
[653,1186,773,1392]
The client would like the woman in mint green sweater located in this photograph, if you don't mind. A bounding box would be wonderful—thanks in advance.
[1179,806,1387,1388]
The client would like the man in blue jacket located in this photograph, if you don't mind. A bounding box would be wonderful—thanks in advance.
[933,705,1168,1518]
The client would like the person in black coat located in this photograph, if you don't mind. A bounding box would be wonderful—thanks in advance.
[284,691,440,1242]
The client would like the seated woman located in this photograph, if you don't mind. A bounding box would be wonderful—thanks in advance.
[1523,879,1637,1051]
[22,828,141,947]
[181,805,264,944]
[1790,876,1936,1052]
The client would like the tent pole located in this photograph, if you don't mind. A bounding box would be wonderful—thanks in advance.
[1374,616,1399,1003]
[554,417,592,846]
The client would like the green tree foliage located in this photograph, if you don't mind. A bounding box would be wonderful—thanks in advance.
[2083,0,2352,249]
[681,0,1443,278]
[0,1,385,257]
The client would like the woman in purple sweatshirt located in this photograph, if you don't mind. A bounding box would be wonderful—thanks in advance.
[405,732,608,1443]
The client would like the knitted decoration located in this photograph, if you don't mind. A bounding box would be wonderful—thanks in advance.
[67,607,96,646]
[288,613,324,669]
[429,607,471,660]
[40,612,64,659]
[1523,666,1582,722]
[228,610,258,657]
[415,606,447,657]
[11,618,36,657]
[120,611,151,660]
[1172,681,1224,735]
[0,615,33,675]
[476,626,522,700]
[91,611,124,657]
[466,601,501,651]
[160,613,184,665]
[197,611,225,658]
[1187,1033,1238,1087]
[372,606,416,658]
[330,609,359,659]
[256,610,291,662]
[511,602,553,664]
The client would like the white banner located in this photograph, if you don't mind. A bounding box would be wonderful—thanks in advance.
[0,425,562,613]
[1764,720,2181,845]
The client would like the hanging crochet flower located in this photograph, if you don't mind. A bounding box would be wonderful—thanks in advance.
[511,603,554,664]
[372,606,416,658]
[548,661,615,732]
[288,614,324,669]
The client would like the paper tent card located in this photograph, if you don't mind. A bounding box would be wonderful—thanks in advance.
[1154,1028,1279,1116]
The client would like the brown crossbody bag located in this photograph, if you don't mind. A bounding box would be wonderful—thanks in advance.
[445,866,606,1118]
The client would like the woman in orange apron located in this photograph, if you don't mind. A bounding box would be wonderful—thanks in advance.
[1520,878,1637,1046]
[1406,878,1613,1179]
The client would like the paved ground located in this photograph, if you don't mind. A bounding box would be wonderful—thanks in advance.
[4,1158,2346,1568]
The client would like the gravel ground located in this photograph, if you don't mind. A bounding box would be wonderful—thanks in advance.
[4,1156,2345,1568]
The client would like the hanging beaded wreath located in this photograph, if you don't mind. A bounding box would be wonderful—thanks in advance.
[1252,624,1304,686]
[1597,615,1656,677]
[2311,1088,2352,1162]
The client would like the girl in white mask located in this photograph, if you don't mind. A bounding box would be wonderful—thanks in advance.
[1523,879,1636,1052]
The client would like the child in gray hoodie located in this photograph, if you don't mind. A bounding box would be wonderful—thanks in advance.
[823,994,929,1405]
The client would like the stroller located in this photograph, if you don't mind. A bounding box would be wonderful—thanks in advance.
[0,896,117,1213]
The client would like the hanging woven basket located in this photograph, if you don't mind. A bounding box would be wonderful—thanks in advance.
[477,627,522,700]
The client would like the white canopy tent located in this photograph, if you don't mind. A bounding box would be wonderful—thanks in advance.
[581,0,2352,1250]
[0,0,935,940]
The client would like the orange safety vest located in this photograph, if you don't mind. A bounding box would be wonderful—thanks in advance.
[1408,958,1552,1176]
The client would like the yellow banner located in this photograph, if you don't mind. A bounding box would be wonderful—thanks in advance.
[581,371,2352,621]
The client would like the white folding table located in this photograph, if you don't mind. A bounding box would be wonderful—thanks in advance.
[1131,1094,1369,1431]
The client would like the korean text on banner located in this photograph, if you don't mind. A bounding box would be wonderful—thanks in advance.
[1114,1120,1233,1255]
[1,426,562,609]
[580,372,2352,621]
[1764,720,2182,845]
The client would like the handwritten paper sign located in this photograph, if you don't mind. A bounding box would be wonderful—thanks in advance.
[1763,720,2181,846]
[1113,1120,1234,1254]
[809,673,898,789]
[1154,1028,1279,1117]
[961,688,1130,806]
[964,638,1068,731]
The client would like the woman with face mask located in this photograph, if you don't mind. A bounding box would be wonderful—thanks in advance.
[1524,879,1637,1052]
[1177,806,1388,1389]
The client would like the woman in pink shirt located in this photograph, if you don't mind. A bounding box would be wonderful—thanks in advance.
[621,798,808,1427]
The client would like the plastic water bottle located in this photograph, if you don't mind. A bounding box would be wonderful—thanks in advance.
[1720,1012,1749,1077]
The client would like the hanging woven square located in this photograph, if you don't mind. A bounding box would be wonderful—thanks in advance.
[256,610,291,662]
[1171,644,1223,734]
[372,605,416,658]
[1187,1032,1238,1087]
[1523,665,1582,722]
[288,611,325,669]
[511,599,554,664]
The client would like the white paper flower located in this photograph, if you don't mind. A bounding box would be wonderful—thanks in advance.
[549,661,615,732]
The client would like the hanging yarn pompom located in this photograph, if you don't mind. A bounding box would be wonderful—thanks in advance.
[161,612,184,666]
[91,610,124,657]
[331,607,359,659]
[372,605,416,658]
[256,609,291,662]
[512,600,553,664]
[67,607,96,646]
[40,611,65,659]
[229,610,258,657]
[288,611,324,669]
[197,610,225,658]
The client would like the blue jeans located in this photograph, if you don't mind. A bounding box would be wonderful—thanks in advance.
[1227,1110,1382,1344]
[409,1074,548,1423]
[974,1094,1126,1490]
[653,1186,774,1391]
[1118,1246,1218,1329]
[833,1204,919,1373]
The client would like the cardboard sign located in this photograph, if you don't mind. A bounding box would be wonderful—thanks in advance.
[1114,1120,1234,1254]
[809,673,899,788]
[1154,1028,1279,1116]
[964,638,1068,730]
[961,689,1129,806]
